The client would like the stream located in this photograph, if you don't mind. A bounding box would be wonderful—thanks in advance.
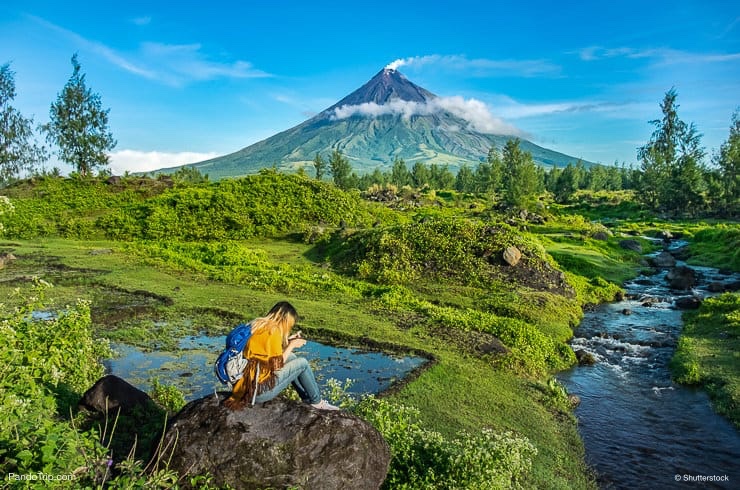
[558,240,740,489]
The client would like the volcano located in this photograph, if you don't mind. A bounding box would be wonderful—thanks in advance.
[168,68,588,179]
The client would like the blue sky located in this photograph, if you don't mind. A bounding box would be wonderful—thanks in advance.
[1,0,738,174]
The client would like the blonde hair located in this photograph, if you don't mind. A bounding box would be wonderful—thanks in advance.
[249,301,297,347]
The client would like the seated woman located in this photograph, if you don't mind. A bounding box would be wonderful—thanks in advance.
[223,301,338,411]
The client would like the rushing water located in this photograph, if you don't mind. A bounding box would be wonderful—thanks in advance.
[105,334,427,400]
[559,241,740,489]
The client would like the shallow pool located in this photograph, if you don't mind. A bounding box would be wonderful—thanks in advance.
[104,335,427,400]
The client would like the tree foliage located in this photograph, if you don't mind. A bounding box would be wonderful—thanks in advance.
[637,89,706,214]
[714,109,740,215]
[312,152,326,181]
[501,139,542,208]
[329,149,352,190]
[0,63,46,183]
[43,54,116,177]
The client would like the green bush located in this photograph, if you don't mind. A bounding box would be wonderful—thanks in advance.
[351,395,537,489]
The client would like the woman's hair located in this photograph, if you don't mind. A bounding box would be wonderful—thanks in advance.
[250,301,297,346]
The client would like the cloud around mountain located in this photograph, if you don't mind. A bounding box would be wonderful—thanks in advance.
[330,96,522,136]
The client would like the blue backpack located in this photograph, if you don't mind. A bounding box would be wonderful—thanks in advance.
[214,323,252,386]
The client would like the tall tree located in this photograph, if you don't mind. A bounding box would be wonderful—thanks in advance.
[637,89,706,214]
[715,109,740,215]
[454,164,475,193]
[411,161,430,188]
[501,139,541,208]
[312,152,326,181]
[329,149,352,190]
[0,63,46,182]
[43,54,116,177]
[390,157,411,187]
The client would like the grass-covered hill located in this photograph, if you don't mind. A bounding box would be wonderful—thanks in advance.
[0,172,703,488]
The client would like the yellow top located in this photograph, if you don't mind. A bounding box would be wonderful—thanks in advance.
[224,328,284,409]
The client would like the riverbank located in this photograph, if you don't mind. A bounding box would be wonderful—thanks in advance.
[671,293,740,428]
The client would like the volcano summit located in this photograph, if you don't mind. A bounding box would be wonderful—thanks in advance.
[171,68,587,179]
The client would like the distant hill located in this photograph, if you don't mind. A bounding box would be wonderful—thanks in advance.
[157,68,590,179]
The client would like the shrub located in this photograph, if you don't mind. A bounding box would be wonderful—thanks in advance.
[351,395,537,489]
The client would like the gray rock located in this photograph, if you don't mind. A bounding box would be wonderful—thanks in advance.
[157,395,390,490]
[502,246,522,266]
[650,251,677,268]
[79,375,153,414]
[592,231,609,241]
[666,266,699,290]
[674,296,703,310]
[619,239,642,253]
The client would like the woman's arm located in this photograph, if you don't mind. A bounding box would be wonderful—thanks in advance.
[283,337,306,362]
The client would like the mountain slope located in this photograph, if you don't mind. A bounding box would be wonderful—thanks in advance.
[163,69,590,179]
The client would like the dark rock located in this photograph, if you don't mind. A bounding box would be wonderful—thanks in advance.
[575,349,596,366]
[650,251,676,268]
[640,296,660,307]
[619,239,642,253]
[79,375,153,414]
[674,296,703,310]
[158,395,390,490]
[477,338,510,355]
[614,291,625,301]
[725,280,740,292]
[666,266,699,290]
[707,282,726,293]
[671,245,691,261]
[621,308,632,315]
[502,246,522,266]
[592,231,609,241]
[106,176,122,185]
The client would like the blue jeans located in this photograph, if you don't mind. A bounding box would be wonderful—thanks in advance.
[253,353,322,404]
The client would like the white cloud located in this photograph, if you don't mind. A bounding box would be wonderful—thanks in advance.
[30,15,271,86]
[385,54,560,77]
[578,45,740,64]
[331,97,521,136]
[109,150,219,174]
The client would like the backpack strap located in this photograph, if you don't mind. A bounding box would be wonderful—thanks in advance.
[251,363,260,406]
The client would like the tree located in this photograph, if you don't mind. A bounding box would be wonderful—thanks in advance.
[329,149,352,190]
[454,164,475,193]
[714,109,740,215]
[0,63,46,183]
[312,152,326,181]
[43,54,116,177]
[390,157,411,187]
[637,89,706,214]
[501,139,541,208]
[553,162,584,203]
[411,161,430,188]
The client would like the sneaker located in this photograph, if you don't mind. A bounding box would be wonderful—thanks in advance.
[311,399,340,411]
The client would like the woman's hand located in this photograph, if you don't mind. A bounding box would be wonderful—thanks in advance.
[289,337,307,349]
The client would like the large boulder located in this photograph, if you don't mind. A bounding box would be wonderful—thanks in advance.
[156,394,390,490]
[79,375,153,414]
[650,251,676,268]
[666,266,699,290]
